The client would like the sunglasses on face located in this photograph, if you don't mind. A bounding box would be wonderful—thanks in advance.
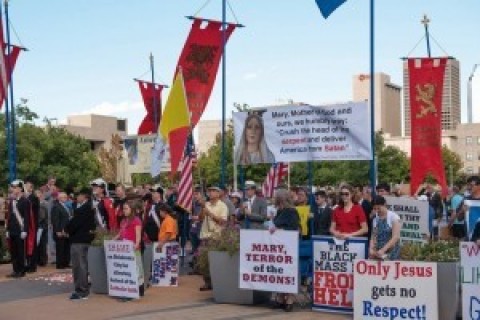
[340,192,350,196]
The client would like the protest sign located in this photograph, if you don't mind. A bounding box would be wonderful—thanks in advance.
[384,196,429,243]
[104,240,140,299]
[353,260,438,320]
[460,242,480,320]
[151,242,180,287]
[465,200,480,240]
[232,102,371,165]
[123,134,172,173]
[239,229,299,294]
[312,236,368,313]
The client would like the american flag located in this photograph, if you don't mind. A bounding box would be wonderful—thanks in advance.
[177,134,196,211]
[262,162,289,198]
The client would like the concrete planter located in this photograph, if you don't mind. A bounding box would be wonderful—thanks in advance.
[143,244,153,286]
[437,262,460,320]
[88,246,108,294]
[209,251,270,305]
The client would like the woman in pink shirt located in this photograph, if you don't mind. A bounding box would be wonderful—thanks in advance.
[114,200,144,300]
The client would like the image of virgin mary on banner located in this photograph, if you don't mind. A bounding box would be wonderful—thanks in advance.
[234,109,275,165]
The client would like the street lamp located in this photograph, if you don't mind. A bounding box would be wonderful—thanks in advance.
[467,64,479,123]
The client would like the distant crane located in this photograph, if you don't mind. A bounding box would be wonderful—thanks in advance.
[468,64,479,123]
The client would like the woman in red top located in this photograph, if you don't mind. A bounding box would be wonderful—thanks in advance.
[330,184,368,239]
[114,200,144,300]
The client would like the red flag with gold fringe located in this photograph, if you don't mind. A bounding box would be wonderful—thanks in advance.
[409,57,448,195]
[175,18,236,128]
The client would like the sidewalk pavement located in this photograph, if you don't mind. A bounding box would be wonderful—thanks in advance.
[0,263,352,320]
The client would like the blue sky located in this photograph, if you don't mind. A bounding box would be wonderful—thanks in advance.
[8,0,480,133]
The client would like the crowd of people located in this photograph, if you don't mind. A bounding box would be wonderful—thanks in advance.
[1,174,480,308]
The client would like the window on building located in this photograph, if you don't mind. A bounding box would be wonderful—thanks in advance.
[466,153,474,161]
[117,119,126,132]
[466,136,473,145]
[466,167,474,175]
[477,137,480,145]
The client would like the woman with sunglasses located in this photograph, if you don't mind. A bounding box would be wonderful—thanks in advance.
[330,184,368,239]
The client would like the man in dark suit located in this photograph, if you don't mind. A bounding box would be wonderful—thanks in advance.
[24,177,40,273]
[241,182,268,229]
[65,188,95,300]
[312,190,332,235]
[6,180,31,278]
[51,192,71,269]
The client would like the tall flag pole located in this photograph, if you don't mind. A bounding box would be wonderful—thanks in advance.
[5,0,16,179]
[314,0,376,192]
[421,15,432,58]
[221,0,227,188]
[369,0,376,194]
[150,53,158,130]
[0,1,12,182]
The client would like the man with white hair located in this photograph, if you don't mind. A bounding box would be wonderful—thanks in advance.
[6,180,31,278]
[51,192,72,269]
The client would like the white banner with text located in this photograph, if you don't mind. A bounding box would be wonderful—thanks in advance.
[233,102,371,165]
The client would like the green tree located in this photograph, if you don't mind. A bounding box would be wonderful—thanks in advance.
[442,145,463,186]
[0,106,101,189]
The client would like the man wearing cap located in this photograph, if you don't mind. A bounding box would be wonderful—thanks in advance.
[240,182,268,229]
[199,185,228,291]
[24,177,40,273]
[91,178,115,231]
[66,188,95,300]
[6,180,31,278]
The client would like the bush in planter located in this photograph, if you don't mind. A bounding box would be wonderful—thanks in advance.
[88,229,117,294]
[90,229,117,247]
[400,240,460,320]
[196,225,240,278]
[400,240,460,262]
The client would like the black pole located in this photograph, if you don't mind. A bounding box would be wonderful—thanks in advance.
[4,0,15,180]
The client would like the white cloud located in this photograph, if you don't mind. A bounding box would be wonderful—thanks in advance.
[74,101,144,116]
[243,72,258,80]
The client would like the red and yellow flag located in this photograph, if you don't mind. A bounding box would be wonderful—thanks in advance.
[159,70,190,176]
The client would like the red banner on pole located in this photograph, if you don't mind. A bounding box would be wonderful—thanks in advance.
[0,45,21,110]
[175,18,236,128]
[409,57,448,195]
[137,80,164,135]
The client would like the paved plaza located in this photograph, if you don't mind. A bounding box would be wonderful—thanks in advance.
[0,263,351,320]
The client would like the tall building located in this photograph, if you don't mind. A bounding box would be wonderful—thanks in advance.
[61,114,127,152]
[197,119,222,154]
[403,58,461,136]
[352,72,402,136]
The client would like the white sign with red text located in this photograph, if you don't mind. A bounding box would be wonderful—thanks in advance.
[460,242,480,320]
[353,260,438,320]
[312,236,368,314]
[104,240,140,299]
[239,229,299,294]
